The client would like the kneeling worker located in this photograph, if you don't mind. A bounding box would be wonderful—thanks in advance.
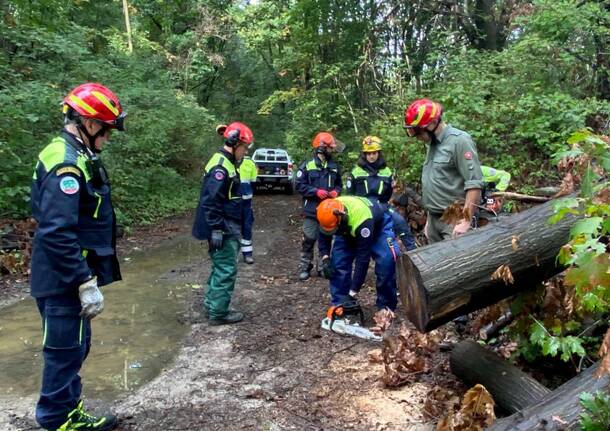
[316,196,399,311]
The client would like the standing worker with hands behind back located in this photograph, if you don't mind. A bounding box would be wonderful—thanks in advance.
[403,99,483,243]
[30,83,126,431]
[193,122,254,325]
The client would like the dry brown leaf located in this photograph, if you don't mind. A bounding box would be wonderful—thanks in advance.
[542,280,563,313]
[437,384,495,430]
[553,172,575,198]
[440,200,466,226]
[511,235,520,251]
[436,412,454,431]
[367,349,383,363]
[595,327,610,379]
[381,324,437,387]
[497,341,518,359]
[491,264,514,285]
[425,386,459,420]
[459,384,496,428]
[372,308,395,334]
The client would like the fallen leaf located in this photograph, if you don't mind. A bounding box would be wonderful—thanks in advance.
[595,327,610,379]
[511,235,520,251]
[367,349,383,363]
[491,265,514,285]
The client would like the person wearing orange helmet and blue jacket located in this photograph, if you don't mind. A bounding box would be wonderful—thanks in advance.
[316,196,400,310]
[193,122,254,325]
[294,132,343,281]
[30,83,126,431]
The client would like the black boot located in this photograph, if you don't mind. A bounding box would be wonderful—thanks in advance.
[209,311,244,326]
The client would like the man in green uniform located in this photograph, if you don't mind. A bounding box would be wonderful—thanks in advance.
[404,99,483,243]
[192,122,254,325]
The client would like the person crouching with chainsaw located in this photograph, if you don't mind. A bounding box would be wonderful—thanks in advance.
[316,196,400,312]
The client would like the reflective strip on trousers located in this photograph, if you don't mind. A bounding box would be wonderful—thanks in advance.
[241,239,253,252]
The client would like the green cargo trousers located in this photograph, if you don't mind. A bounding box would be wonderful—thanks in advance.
[204,237,239,319]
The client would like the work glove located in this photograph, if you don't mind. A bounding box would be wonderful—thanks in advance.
[79,276,104,320]
[209,229,224,252]
[316,189,329,200]
[328,190,338,198]
[321,256,335,279]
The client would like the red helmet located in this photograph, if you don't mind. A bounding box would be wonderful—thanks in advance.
[216,122,254,146]
[404,99,442,129]
[64,83,126,131]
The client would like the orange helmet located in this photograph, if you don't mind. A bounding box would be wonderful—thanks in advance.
[312,132,336,149]
[63,83,126,131]
[317,199,346,234]
[216,122,254,147]
[404,99,442,131]
[312,132,345,153]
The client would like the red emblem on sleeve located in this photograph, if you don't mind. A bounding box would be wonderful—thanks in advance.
[214,171,225,181]
[464,151,473,160]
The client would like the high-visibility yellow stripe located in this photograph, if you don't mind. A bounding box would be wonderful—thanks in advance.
[411,105,427,126]
[92,91,119,116]
[430,103,438,119]
[69,95,97,115]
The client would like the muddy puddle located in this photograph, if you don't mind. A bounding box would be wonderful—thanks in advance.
[0,234,201,400]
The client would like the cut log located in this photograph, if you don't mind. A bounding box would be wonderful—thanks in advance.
[491,191,551,203]
[450,340,551,414]
[534,186,561,197]
[479,311,514,340]
[490,362,609,430]
[397,198,577,332]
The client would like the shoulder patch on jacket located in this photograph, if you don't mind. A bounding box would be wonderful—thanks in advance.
[214,170,226,181]
[56,166,81,177]
[59,176,80,195]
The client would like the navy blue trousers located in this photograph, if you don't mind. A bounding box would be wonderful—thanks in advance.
[329,214,399,310]
[35,293,91,430]
[241,198,254,257]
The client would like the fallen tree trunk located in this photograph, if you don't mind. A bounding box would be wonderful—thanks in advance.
[479,311,514,340]
[397,198,577,332]
[450,340,551,414]
[490,362,609,430]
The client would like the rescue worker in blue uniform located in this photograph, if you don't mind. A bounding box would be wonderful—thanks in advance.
[295,132,343,281]
[316,196,400,311]
[30,83,127,431]
[238,155,257,264]
[193,122,254,325]
[346,136,416,251]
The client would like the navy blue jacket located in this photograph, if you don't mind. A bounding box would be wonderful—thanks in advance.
[319,197,386,290]
[192,149,242,240]
[295,155,342,218]
[346,157,393,203]
[30,131,121,298]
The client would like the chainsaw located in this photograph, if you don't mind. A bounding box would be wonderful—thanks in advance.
[320,301,382,342]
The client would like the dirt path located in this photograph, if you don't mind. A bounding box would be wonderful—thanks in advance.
[3,194,459,431]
